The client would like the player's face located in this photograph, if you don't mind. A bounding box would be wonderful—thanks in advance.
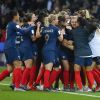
[71,19,79,29]
[31,14,37,22]
[65,15,70,24]
[14,13,20,22]
[71,16,79,28]
[54,17,59,25]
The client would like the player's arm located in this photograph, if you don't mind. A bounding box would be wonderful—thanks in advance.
[58,29,64,42]
[35,22,42,38]
[15,24,33,35]
[62,39,74,50]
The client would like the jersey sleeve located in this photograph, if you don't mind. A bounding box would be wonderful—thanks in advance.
[14,23,34,35]
[55,27,61,37]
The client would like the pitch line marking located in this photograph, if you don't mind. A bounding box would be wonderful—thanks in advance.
[0,83,100,98]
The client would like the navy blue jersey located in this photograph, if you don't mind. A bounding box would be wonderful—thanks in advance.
[64,29,73,40]
[72,26,92,57]
[4,21,33,49]
[21,23,35,48]
[41,24,60,51]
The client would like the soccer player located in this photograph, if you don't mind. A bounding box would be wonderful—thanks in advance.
[36,14,64,91]
[71,15,95,92]
[89,23,100,91]
[0,10,33,91]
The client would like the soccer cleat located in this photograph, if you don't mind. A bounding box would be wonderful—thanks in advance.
[92,85,96,92]
[76,88,84,92]
[63,85,70,92]
[20,85,29,91]
[14,87,26,91]
[9,84,15,90]
[83,86,92,92]
[70,87,75,92]
[33,82,38,87]
[36,85,44,91]
[43,88,51,92]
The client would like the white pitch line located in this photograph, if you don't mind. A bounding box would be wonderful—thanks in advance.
[58,91,100,98]
[0,83,100,98]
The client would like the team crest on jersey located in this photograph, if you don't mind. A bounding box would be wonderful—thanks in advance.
[16,25,21,29]
[31,30,34,35]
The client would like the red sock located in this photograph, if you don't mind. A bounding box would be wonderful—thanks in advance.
[92,70,100,84]
[28,66,37,87]
[21,68,30,85]
[13,68,22,88]
[12,71,15,85]
[81,70,86,86]
[63,70,69,87]
[59,69,64,84]
[70,71,75,89]
[35,67,45,85]
[0,69,10,81]
[94,68,100,76]
[44,69,51,88]
[49,70,59,87]
[86,71,94,87]
[40,78,44,85]
[75,71,83,89]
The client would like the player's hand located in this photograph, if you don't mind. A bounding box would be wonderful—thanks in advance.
[37,22,41,28]
[67,40,73,45]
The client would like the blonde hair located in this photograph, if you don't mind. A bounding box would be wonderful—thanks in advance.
[58,11,67,16]
[48,14,57,23]
[78,9,91,19]
[44,17,49,27]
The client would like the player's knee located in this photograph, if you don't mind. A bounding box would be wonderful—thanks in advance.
[74,64,81,71]
[86,66,92,71]
[13,60,22,68]
[24,59,33,68]
[45,63,53,71]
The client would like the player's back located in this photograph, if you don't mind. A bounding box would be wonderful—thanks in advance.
[42,24,59,51]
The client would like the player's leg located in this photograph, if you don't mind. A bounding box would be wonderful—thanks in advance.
[85,57,95,92]
[74,57,83,91]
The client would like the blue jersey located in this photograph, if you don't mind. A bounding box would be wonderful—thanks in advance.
[4,21,33,49]
[59,29,74,61]
[41,24,60,51]
[21,23,35,48]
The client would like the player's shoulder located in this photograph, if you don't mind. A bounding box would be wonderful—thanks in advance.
[50,24,59,30]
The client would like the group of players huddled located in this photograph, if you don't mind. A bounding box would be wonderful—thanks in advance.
[0,9,100,92]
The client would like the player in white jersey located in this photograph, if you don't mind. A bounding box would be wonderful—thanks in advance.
[89,24,100,68]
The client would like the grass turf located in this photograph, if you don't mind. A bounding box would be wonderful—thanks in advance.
[0,67,100,100]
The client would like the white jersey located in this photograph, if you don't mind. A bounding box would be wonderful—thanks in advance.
[89,31,100,57]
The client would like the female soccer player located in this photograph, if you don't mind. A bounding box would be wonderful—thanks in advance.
[36,14,64,91]
[71,15,95,92]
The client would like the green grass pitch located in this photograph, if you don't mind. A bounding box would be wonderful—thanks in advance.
[0,67,100,100]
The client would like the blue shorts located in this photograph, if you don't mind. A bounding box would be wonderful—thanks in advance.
[42,50,56,64]
[54,49,60,67]
[19,46,33,61]
[74,56,93,67]
[32,44,38,58]
[4,47,21,64]
[60,49,68,60]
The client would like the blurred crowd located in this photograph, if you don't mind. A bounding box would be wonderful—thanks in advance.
[0,0,100,41]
